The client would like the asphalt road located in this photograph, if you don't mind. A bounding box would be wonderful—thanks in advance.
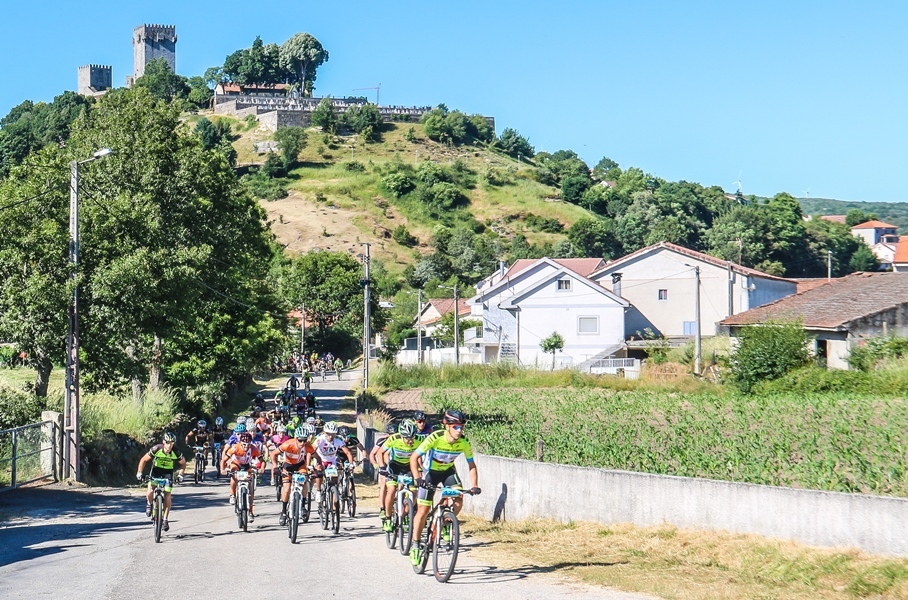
[0,372,650,599]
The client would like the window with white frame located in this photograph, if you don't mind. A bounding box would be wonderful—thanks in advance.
[658,289,668,300]
[578,316,599,335]
[557,279,572,291]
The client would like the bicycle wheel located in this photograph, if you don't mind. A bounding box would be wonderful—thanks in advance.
[319,489,329,530]
[432,510,460,583]
[412,520,431,574]
[239,487,249,532]
[275,476,282,502]
[399,495,415,555]
[302,487,311,523]
[289,490,300,543]
[385,498,398,549]
[329,485,341,534]
[153,493,164,543]
[346,480,357,518]
[194,459,202,485]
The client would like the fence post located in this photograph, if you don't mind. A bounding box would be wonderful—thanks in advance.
[535,437,544,462]
[11,429,17,489]
[41,411,63,481]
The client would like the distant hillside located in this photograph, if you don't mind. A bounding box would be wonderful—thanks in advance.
[799,197,908,230]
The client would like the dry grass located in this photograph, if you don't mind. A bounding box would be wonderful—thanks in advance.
[461,517,908,599]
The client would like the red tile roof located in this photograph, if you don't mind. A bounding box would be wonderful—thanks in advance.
[852,220,898,229]
[422,298,471,325]
[818,215,847,224]
[790,278,837,293]
[592,241,795,283]
[894,239,908,264]
[721,271,908,329]
[218,83,289,94]
[505,258,605,278]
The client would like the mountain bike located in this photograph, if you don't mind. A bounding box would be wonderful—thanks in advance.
[287,471,309,543]
[339,460,359,518]
[234,468,254,532]
[192,445,207,484]
[317,464,341,534]
[413,486,475,583]
[144,476,170,543]
[390,473,416,555]
[273,454,285,501]
[212,442,223,479]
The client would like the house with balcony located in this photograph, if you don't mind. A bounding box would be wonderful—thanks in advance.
[467,257,628,369]
[851,220,898,246]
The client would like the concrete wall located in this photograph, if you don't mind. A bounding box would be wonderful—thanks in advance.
[455,452,908,557]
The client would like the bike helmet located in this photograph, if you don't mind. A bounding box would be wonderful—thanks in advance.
[275,423,286,434]
[234,423,247,434]
[256,393,264,400]
[338,426,349,437]
[413,410,426,421]
[197,419,207,428]
[323,421,338,435]
[239,432,252,443]
[385,422,397,434]
[398,419,417,439]
[215,417,224,426]
[162,431,176,443]
[443,409,466,425]
[306,417,316,426]
[294,426,306,439]
[245,417,255,429]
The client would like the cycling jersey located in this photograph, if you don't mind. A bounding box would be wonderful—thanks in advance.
[383,433,421,465]
[212,426,227,443]
[147,444,184,476]
[313,434,345,465]
[225,443,261,467]
[278,438,316,468]
[415,430,474,472]
[189,427,210,444]
[270,433,290,447]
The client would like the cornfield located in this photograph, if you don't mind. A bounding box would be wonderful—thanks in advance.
[423,388,908,497]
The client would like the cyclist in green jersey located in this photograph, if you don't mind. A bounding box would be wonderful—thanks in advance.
[136,432,186,532]
[409,409,480,565]
[378,419,421,532]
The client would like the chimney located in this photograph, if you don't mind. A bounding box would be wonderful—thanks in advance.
[611,272,623,297]
[499,260,506,279]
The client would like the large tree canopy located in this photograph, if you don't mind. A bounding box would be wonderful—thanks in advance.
[279,33,329,97]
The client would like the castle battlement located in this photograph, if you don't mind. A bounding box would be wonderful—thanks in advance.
[132,23,177,82]
[78,64,112,71]
[78,64,112,96]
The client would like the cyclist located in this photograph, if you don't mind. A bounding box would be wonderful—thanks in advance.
[273,425,322,526]
[378,419,421,532]
[369,422,397,518]
[269,423,291,483]
[136,432,186,532]
[301,368,313,393]
[225,422,247,446]
[253,393,266,412]
[222,431,261,521]
[211,417,228,478]
[408,409,480,566]
[304,391,318,417]
[311,421,354,504]
[338,426,365,464]
[286,373,299,394]
[413,410,435,436]
[185,419,212,466]
[333,357,343,380]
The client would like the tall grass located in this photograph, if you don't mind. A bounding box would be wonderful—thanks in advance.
[46,387,179,442]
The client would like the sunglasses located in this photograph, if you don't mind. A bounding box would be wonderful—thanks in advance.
[450,424,464,431]
[415,419,426,423]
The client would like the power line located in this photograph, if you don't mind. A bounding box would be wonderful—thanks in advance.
[0,186,57,213]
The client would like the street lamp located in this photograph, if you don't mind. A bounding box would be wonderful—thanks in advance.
[438,284,459,366]
[683,264,702,376]
[64,147,113,482]
[405,289,424,364]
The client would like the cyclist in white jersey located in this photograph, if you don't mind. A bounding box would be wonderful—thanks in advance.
[311,421,353,502]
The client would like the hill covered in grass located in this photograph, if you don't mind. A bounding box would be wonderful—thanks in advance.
[798,197,908,230]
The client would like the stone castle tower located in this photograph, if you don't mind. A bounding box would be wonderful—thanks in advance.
[77,64,112,96]
[132,24,177,81]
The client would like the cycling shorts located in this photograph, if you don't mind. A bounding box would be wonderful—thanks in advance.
[385,461,410,485]
[147,469,175,493]
[281,461,308,484]
[416,469,461,506]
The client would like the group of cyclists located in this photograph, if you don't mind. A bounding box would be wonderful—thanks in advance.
[137,384,480,570]
[270,352,347,379]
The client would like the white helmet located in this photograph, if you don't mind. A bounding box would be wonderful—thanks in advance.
[275,423,286,434]
[323,421,338,434]
[303,424,315,437]
[245,417,255,429]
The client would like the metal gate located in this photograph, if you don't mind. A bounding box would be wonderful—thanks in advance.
[0,417,62,491]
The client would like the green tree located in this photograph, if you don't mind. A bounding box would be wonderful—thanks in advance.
[342,103,383,140]
[729,320,811,393]
[274,126,307,168]
[310,98,337,132]
[132,58,190,102]
[850,244,881,272]
[540,331,565,370]
[497,128,534,158]
[592,156,620,180]
[186,76,213,109]
[279,33,329,97]
[567,217,622,259]
[561,175,591,203]
[846,208,879,227]
[193,117,231,150]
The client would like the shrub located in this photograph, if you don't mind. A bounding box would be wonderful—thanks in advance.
[729,320,811,393]
[261,152,285,178]
[242,171,288,200]
[848,335,908,371]
[392,224,417,247]
[343,161,366,172]
[381,172,415,197]
[0,386,46,429]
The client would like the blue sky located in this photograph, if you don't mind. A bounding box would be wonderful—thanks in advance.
[3,1,907,203]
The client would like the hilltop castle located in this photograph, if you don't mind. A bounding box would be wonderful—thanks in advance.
[125,24,177,87]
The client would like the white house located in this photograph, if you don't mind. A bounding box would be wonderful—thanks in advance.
[468,258,628,369]
[589,242,797,337]
[851,220,898,246]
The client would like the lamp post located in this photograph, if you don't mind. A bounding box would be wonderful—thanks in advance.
[684,263,702,376]
[439,284,459,366]
[64,148,113,482]
[360,243,371,391]
[299,303,305,363]
[406,289,423,364]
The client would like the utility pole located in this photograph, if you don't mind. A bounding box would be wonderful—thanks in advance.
[361,243,371,391]
[300,302,306,359]
[415,289,423,365]
[694,266,701,376]
[453,284,460,366]
[827,250,833,281]
[64,148,112,482]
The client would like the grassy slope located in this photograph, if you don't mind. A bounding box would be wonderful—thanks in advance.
[195,112,589,276]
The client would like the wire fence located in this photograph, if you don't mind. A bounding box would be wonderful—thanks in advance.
[0,419,61,491]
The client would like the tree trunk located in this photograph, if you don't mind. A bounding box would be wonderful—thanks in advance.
[148,333,163,391]
[34,354,52,397]
[125,343,143,407]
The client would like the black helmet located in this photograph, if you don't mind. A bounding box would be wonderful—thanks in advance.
[256,393,263,400]
[413,410,426,421]
[338,426,350,437]
[385,422,397,434]
[443,409,466,425]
